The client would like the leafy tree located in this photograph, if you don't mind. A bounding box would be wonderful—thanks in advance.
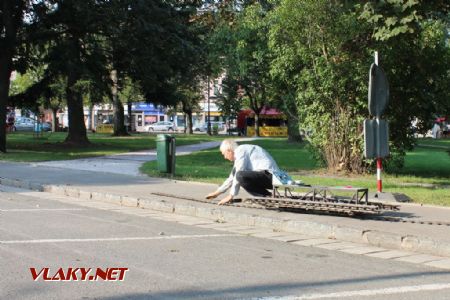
[215,75,242,124]
[175,81,203,134]
[0,0,29,152]
[2,0,204,149]
[24,0,112,145]
[104,0,203,136]
[109,69,127,136]
[360,0,449,41]
[210,3,274,136]
[9,72,36,96]
[360,1,450,171]
[270,0,368,172]
[269,0,450,173]
[118,78,144,132]
[43,76,66,132]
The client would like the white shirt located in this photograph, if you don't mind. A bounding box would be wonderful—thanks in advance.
[217,144,280,197]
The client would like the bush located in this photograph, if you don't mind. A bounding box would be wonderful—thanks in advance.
[212,124,219,135]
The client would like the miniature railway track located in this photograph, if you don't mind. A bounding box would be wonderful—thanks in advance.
[150,191,449,226]
[363,215,450,226]
[247,196,394,216]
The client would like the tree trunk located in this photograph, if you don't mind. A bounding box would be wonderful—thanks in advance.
[87,104,93,131]
[111,70,128,136]
[287,118,302,142]
[186,111,193,134]
[247,89,262,137]
[285,98,302,142]
[254,112,260,137]
[0,0,24,153]
[127,100,132,132]
[51,108,58,132]
[64,61,89,146]
[0,60,11,153]
[90,105,95,131]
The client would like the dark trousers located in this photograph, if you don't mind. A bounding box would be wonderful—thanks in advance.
[236,170,273,197]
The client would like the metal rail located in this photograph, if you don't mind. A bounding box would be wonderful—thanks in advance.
[150,191,449,226]
[151,189,398,216]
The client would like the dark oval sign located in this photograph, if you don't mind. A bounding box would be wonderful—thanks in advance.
[368,63,389,117]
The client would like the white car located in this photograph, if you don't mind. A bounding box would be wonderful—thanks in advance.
[145,121,176,132]
[193,122,225,132]
[13,117,52,132]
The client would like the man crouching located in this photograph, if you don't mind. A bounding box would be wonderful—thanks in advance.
[205,139,281,205]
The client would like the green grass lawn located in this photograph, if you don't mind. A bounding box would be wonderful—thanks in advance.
[2,133,449,206]
[0,132,223,162]
[398,147,450,178]
[141,138,450,206]
[416,138,450,148]
[141,138,318,182]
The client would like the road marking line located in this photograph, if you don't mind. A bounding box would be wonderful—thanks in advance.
[268,234,311,242]
[0,208,86,212]
[250,283,450,300]
[0,233,240,244]
[291,239,337,246]
[395,254,446,264]
[339,246,386,255]
[365,250,416,259]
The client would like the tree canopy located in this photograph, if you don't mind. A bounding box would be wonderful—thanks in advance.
[269,0,450,172]
[1,0,203,150]
[209,2,275,136]
[3,0,449,177]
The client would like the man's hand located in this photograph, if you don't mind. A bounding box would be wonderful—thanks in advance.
[205,191,221,200]
[218,195,233,206]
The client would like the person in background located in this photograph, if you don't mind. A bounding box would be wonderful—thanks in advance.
[205,139,281,205]
[6,113,15,132]
[432,122,441,139]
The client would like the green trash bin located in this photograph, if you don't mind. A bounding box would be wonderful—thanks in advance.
[156,134,176,174]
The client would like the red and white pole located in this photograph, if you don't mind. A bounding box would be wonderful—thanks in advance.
[377,157,382,193]
[374,52,382,193]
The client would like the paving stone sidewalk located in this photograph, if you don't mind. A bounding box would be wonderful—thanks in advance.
[30,140,223,176]
[1,159,450,260]
[30,138,260,176]
[2,139,450,262]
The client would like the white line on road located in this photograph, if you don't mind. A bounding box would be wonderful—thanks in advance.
[250,283,450,300]
[0,208,86,212]
[0,233,240,244]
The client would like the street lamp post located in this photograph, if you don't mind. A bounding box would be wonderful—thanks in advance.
[207,76,211,135]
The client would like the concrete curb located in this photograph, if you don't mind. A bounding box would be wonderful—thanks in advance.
[2,176,450,258]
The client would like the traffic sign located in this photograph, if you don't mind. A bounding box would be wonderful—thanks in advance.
[368,63,389,117]
[364,119,389,159]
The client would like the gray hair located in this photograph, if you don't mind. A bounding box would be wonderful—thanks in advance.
[220,139,238,153]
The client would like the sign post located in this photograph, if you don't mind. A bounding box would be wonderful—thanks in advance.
[364,51,390,194]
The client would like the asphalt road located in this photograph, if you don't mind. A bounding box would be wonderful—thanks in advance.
[1,185,450,300]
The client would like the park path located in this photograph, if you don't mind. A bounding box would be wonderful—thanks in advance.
[32,138,256,176]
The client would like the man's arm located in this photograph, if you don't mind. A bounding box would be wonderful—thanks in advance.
[218,194,233,205]
[228,151,245,197]
[217,150,246,205]
[217,168,234,194]
[205,168,234,200]
[205,190,221,199]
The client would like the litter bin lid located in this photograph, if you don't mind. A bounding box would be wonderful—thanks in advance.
[156,134,173,141]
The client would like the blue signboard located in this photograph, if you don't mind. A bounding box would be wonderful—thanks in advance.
[131,102,165,114]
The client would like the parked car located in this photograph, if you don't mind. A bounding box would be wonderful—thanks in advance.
[193,122,225,132]
[41,122,52,131]
[13,117,51,132]
[145,121,176,132]
[193,123,207,132]
[13,117,34,131]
